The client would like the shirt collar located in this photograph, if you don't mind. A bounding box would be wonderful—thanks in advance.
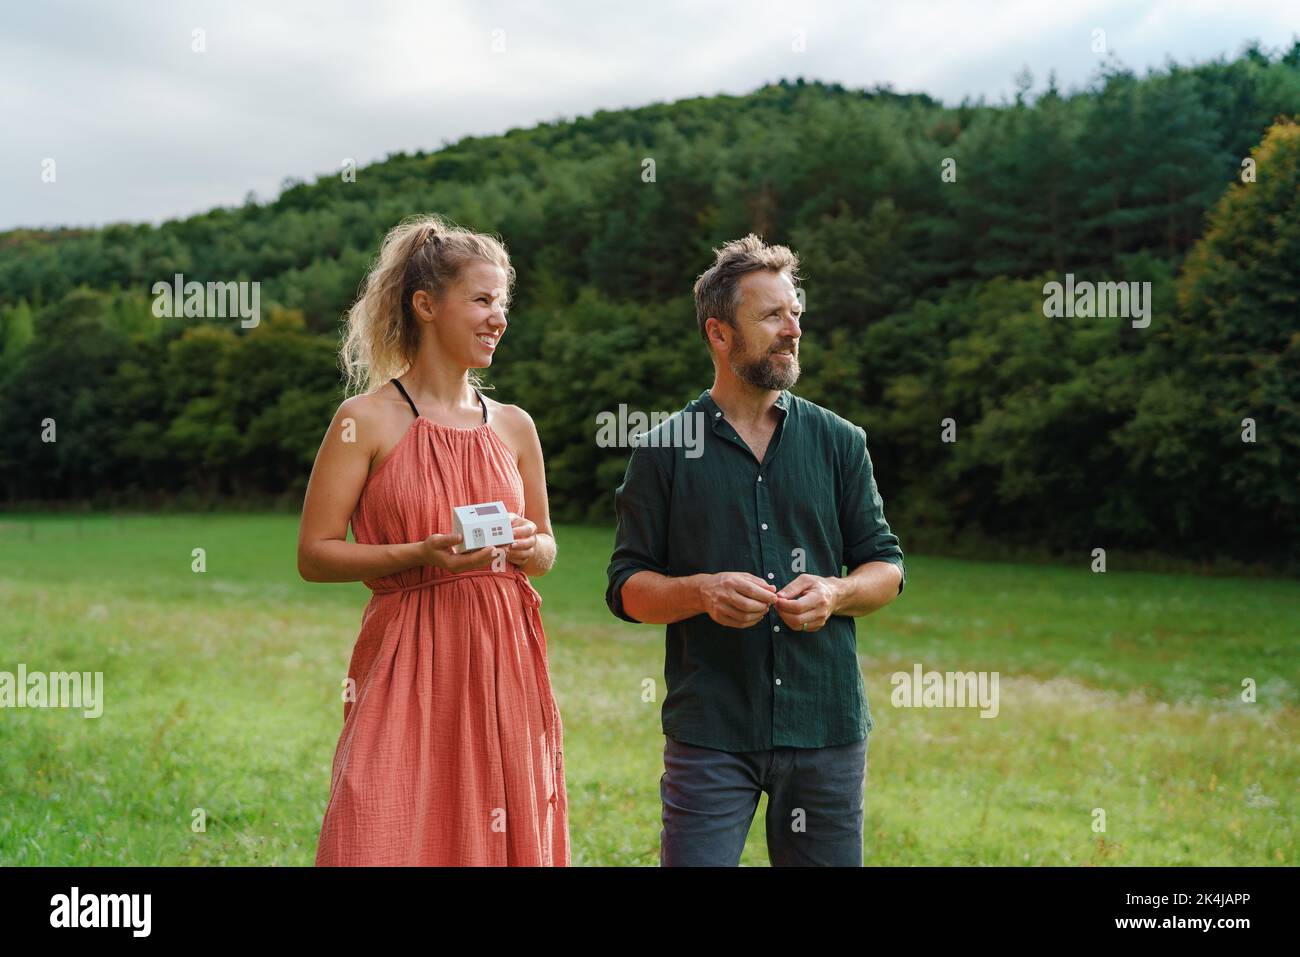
[698,389,791,419]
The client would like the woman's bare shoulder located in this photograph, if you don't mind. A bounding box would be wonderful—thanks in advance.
[484,396,538,456]
[335,388,392,427]
[486,395,536,427]
[331,386,413,450]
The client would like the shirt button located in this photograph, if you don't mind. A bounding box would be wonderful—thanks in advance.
[775,678,782,686]
[774,625,781,632]
[757,476,763,482]
[767,572,775,580]
[761,523,768,530]
[714,411,721,418]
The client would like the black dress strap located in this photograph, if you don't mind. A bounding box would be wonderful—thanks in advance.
[394,377,487,424]
[390,378,420,418]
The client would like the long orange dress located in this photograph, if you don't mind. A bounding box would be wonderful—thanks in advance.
[315,395,569,866]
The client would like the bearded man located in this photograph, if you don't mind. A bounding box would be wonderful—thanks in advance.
[605,234,907,867]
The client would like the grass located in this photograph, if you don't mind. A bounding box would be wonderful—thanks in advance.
[0,513,1295,866]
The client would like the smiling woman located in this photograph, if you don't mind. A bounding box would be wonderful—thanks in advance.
[296,213,568,867]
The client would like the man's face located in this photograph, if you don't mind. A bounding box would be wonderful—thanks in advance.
[725,270,802,391]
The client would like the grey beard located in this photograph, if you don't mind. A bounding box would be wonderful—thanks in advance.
[731,349,800,391]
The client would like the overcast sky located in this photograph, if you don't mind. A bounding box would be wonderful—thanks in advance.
[2,0,1295,231]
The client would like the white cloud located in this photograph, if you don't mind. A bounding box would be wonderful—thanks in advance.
[0,0,1294,229]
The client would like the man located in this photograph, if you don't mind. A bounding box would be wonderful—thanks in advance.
[604,234,906,867]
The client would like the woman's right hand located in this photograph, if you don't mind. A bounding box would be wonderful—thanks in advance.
[421,533,503,573]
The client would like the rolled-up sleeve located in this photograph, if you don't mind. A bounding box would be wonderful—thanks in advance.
[839,425,906,594]
[605,444,672,622]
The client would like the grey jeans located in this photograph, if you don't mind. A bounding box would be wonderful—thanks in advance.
[659,733,868,866]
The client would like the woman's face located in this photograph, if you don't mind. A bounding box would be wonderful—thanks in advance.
[416,260,509,368]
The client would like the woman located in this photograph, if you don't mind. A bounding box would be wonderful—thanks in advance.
[298,214,568,866]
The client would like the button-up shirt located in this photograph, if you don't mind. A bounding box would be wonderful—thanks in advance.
[605,388,906,751]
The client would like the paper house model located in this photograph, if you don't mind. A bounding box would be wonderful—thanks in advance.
[451,501,515,553]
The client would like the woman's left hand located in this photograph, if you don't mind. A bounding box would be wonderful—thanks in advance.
[504,513,537,568]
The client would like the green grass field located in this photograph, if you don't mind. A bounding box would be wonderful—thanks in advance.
[0,513,1295,866]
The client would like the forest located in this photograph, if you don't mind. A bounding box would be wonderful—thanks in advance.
[1,45,1297,564]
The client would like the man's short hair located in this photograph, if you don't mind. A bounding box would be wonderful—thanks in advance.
[693,234,800,346]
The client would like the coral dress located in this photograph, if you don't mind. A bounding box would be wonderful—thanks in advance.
[315,384,569,866]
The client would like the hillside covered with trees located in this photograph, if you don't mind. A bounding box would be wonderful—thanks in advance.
[1,45,1297,564]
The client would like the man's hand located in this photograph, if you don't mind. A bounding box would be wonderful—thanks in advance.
[699,572,778,629]
[773,574,840,633]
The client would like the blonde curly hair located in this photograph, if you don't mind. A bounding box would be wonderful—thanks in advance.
[340,213,515,395]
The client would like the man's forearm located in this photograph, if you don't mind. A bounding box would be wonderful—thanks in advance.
[830,560,903,617]
[620,570,709,624]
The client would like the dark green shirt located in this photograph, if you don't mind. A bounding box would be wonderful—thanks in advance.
[605,388,905,752]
